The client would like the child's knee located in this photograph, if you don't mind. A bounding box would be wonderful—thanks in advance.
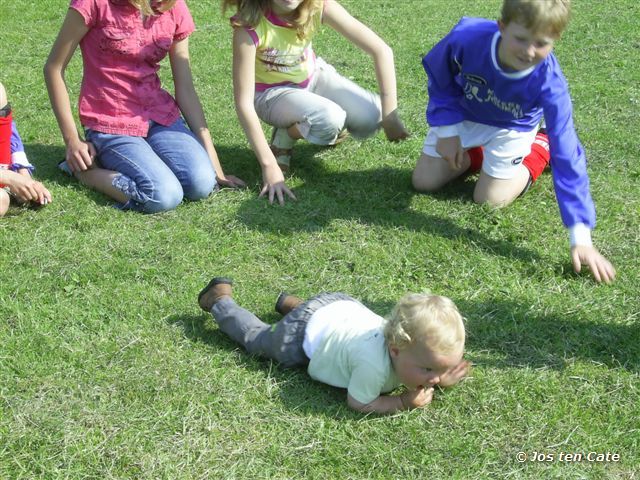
[112,173,183,213]
[0,189,10,216]
[0,83,7,109]
[346,103,381,139]
[146,183,183,213]
[305,104,347,145]
[472,186,514,208]
[182,164,216,201]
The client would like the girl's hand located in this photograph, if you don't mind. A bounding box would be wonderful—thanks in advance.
[571,245,616,283]
[438,360,471,388]
[66,138,96,172]
[8,174,52,205]
[436,135,464,170]
[259,164,296,206]
[382,110,409,141]
[217,174,246,189]
[400,386,434,410]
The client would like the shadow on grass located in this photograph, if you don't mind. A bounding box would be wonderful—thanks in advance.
[233,142,542,265]
[459,297,640,372]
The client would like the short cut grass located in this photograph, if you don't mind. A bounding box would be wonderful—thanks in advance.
[501,0,571,37]
[384,294,465,355]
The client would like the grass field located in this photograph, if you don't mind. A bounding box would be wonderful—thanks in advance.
[1,0,639,478]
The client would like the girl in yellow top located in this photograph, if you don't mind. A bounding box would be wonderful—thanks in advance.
[224,0,409,205]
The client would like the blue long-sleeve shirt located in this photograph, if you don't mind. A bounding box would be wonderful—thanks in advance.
[423,17,595,230]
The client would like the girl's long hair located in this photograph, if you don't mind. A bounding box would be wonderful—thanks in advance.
[223,0,323,39]
[129,0,178,16]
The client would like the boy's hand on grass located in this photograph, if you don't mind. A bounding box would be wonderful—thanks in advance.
[66,138,96,172]
[401,386,434,410]
[436,135,464,170]
[438,360,471,388]
[571,245,616,284]
[260,163,296,206]
[382,110,409,141]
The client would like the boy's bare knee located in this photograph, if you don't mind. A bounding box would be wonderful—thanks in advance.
[412,170,443,193]
[473,189,513,208]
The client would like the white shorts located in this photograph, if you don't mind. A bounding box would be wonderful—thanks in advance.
[422,121,537,179]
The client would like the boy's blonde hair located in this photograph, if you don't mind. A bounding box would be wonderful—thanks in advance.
[384,293,465,355]
[501,0,571,37]
[129,0,178,16]
[223,0,323,39]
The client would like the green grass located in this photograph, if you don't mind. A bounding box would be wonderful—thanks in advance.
[1,0,639,478]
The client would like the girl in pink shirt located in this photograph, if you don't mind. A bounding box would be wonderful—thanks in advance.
[45,0,244,213]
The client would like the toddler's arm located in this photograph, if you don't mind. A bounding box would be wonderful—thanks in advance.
[347,387,434,414]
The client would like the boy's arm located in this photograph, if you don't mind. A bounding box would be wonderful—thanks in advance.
[347,388,434,414]
[541,65,615,282]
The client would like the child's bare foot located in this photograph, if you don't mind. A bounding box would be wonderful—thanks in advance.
[198,277,233,312]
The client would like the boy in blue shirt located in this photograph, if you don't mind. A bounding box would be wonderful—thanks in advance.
[412,0,615,283]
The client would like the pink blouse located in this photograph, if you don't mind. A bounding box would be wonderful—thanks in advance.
[70,0,195,136]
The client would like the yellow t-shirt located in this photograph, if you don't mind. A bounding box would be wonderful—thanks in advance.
[242,9,323,91]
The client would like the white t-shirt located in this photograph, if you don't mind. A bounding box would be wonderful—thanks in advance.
[303,300,401,404]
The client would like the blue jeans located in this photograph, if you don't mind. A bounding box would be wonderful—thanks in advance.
[86,119,217,213]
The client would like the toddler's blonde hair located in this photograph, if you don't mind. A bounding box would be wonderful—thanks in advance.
[223,0,323,40]
[384,293,465,355]
[129,0,178,16]
[501,0,571,37]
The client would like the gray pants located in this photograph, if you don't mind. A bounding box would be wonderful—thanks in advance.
[254,58,382,145]
[211,292,357,368]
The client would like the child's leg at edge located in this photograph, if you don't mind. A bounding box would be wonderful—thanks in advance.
[73,169,129,204]
[0,189,10,216]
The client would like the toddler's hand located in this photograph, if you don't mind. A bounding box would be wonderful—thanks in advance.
[260,163,296,206]
[571,245,616,284]
[438,360,471,387]
[436,135,464,170]
[400,386,434,410]
[382,110,409,142]
[66,138,96,172]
